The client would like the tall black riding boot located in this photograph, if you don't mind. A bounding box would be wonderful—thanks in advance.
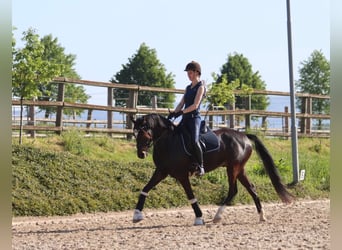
[193,141,205,176]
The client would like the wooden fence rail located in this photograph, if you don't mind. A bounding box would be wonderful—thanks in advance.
[12,77,330,138]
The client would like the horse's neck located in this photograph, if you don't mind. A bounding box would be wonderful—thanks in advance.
[152,127,169,141]
[150,116,174,141]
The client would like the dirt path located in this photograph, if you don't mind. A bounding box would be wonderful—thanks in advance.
[12,199,330,250]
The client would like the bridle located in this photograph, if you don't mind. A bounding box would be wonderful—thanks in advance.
[133,124,154,150]
[133,115,172,154]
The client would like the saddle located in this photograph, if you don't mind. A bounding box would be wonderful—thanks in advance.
[178,120,220,156]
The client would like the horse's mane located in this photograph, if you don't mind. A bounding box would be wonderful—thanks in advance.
[145,114,175,131]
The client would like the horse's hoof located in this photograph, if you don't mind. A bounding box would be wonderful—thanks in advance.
[259,211,267,222]
[259,217,267,222]
[133,215,143,223]
[213,216,222,223]
[194,217,205,226]
[259,215,267,222]
[133,209,144,223]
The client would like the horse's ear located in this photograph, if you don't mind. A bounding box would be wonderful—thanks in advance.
[130,115,136,124]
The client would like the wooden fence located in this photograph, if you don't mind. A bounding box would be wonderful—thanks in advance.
[11,77,330,138]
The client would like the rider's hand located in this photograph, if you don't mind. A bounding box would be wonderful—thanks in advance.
[167,112,176,120]
[174,111,183,118]
[168,110,183,119]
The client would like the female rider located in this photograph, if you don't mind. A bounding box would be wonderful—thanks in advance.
[168,61,205,176]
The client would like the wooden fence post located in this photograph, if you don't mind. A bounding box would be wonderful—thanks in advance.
[107,87,113,137]
[86,109,93,134]
[151,95,157,109]
[284,106,289,134]
[228,102,235,129]
[299,97,312,134]
[299,97,306,134]
[208,110,213,129]
[126,89,138,139]
[306,97,312,134]
[245,95,251,130]
[55,82,65,134]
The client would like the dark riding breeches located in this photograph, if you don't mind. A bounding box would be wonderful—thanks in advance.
[182,116,203,166]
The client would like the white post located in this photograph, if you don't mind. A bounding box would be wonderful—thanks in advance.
[286,0,299,184]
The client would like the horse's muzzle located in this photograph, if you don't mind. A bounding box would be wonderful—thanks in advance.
[138,150,148,159]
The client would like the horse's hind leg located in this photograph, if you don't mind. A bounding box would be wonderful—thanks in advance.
[238,171,266,222]
[213,166,239,223]
[133,169,167,223]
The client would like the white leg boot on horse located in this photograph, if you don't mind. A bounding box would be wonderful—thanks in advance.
[259,210,267,222]
[213,205,226,223]
[133,191,149,223]
[194,217,205,225]
[133,209,144,223]
[189,198,205,226]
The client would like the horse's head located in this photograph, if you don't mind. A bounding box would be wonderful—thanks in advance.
[131,114,174,159]
[131,116,153,159]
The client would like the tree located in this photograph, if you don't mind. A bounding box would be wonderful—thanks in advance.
[12,28,63,143]
[215,52,269,111]
[296,50,330,113]
[12,28,62,100]
[110,43,175,108]
[204,73,240,110]
[38,34,86,119]
[63,84,90,119]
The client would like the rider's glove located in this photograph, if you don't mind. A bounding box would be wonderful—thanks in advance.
[174,111,183,118]
[168,110,183,120]
[167,112,176,120]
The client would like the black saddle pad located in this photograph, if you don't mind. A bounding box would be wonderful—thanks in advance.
[179,125,220,156]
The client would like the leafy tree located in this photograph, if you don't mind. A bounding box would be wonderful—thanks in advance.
[63,84,90,119]
[38,34,87,119]
[295,50,330,127]
[204,73,239,110]
[12,28,63,100]
[110,43,175,108]
[12,28,63,143]
[215,52,269,111]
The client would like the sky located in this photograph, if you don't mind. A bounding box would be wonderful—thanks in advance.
[12,0,330,105]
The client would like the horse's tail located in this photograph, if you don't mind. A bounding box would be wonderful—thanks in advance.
[246,134,293,204]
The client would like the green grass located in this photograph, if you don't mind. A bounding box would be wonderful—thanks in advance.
[12,131,330,216]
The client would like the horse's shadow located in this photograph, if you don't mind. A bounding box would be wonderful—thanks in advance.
[13,226,112,235]
[116,218,258,231]
[116,223,191,231]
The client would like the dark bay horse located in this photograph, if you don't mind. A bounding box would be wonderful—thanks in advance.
[131,114,293,225]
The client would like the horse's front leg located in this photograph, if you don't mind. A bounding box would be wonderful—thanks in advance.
[133,169,167,223]
[178,176,204,226]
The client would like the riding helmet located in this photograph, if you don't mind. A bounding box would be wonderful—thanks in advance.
[184,61,201,75]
